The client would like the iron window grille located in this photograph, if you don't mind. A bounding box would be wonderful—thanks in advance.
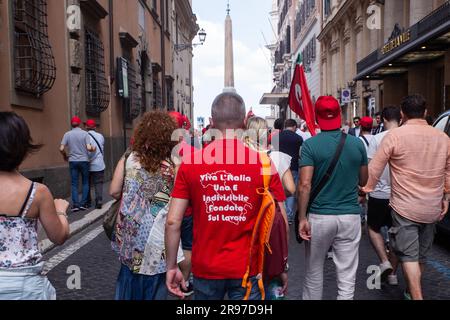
[13,0,56,97]
[126,60,142,122]
[85,29,110,115]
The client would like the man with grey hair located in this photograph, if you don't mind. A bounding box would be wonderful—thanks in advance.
[165,92,286,300]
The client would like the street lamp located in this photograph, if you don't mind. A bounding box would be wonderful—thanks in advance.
[175,28,207,52]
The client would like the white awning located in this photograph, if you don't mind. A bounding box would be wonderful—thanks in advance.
[259,93,289,106]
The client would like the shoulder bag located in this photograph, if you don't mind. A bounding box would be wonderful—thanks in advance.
[295,132,347,244]
[103,149,132,241]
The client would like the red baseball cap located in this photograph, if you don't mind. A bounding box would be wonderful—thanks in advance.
[182,115,192,130]
[71,116,82,126]
[360,116,374,130]
[169,111,191,130]
[168,111,184,128]
[315,96,342,131]
[85,119,97,129]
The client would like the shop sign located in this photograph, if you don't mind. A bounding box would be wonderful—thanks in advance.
[381,25,411,55]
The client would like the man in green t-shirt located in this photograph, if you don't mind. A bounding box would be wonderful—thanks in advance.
[298,96,368,300]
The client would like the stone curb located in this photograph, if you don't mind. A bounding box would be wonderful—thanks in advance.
[39,200,115,254]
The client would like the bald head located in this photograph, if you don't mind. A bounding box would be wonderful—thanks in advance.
[211,92,246,130]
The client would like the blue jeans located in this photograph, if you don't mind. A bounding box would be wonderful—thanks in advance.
[181,215,193,251]
[115,264,167,300]
[69,161,90,208]
[285,170,299,222]
[194,277,262,300]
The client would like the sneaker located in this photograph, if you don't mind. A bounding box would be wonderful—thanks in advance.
[181,281,194,297]
[327,251,333,260]
[79,206,88,211]
[379,261,394,282]
[71,207,80,213]
[404,291,412,300]
[96,203,103,210]
[388,275,399,286]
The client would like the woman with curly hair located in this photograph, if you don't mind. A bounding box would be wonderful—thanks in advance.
[109,111,182,300]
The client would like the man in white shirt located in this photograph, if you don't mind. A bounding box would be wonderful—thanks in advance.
[296,122,312,142]
[365,106,401,285]
[85,119,106,209]
[358,117,377,226]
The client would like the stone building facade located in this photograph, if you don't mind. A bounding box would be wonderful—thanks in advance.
[0,0,198,197]
[355,0,450,118]
[318,0,384,122]
[266,0,322,123]
[171,0,197,124]
[319,0,450,123]
[292,0,321,115]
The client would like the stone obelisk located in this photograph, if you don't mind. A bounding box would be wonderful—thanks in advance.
[224,2,236,93]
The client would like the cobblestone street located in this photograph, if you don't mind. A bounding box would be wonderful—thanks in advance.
[44,221,450,300]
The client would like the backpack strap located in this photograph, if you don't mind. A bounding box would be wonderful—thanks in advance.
[359,135,369,147]
[88,132,103,155]
[261,152,271,190]
[241,152,276,301]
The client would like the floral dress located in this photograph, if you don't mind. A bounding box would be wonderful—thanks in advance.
[0,182,56,300]
[112,153,182,276]
[0,183,41,269]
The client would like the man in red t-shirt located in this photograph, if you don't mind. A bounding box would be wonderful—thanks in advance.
[166,92,286,300]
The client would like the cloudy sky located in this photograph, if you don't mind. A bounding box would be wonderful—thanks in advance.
[192,0,274,128]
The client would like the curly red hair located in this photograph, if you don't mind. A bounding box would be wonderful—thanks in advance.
[132,111,178,173]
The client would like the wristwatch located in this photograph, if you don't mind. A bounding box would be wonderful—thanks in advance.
[284,262,290,273]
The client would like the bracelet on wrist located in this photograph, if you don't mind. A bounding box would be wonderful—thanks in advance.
[57,212,68,218]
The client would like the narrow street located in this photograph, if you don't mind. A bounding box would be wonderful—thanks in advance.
[43,220,450,300]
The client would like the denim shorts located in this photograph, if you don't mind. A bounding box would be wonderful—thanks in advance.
[0,263,56,300]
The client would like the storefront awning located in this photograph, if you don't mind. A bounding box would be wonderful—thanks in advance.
[355,2,450,81]
[259,93,289,106]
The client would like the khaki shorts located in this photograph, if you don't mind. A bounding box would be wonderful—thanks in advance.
[389,210,436,263]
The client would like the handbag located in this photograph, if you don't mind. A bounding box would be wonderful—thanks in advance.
[295,132,347,244]
[103,150,132,241]
[264,203,288,282]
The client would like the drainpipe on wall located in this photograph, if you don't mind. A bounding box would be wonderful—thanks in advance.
[109,0,114,84]
[160,0,166,109]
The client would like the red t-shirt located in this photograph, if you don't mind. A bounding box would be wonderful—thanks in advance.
[171,139,286,279]
[178,141,197,218]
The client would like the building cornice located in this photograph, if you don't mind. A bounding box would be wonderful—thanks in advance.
[317,0,355,41]
[175,0,199,40]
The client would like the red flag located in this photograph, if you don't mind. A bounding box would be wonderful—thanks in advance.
[288,55,317,136]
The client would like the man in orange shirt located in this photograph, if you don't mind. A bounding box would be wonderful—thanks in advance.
[364,95,450,300]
